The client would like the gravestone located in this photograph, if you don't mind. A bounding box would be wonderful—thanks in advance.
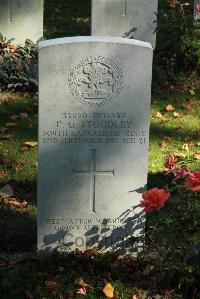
[0,0,43,44]
[38,36,153,255]
[194,0,200,21]
[92,0,158,48]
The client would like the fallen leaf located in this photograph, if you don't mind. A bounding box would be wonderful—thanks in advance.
[6,122,18,127]
[131,296,139,299]
[173,112,182,118]
[189,89,195,95]
[76,287,87,295]
[23,141,38,147]
[0,184,14,197]
[2,134,12,139]
[193,153,200,160]
[155,112,164,118]
[75,278,90,288]
[160,141,167,148]
[174,152,186,158]
[45,280,60,291]
[0,127,8,133]
[182,102,192,110]
[6,198,21,208]
[103,283,114,299]
[0,170,8,178]
[166,104,174,111]
[10,115,19,120]
[56,266,65,273]
[182,144,189,152]
[15,161,24,172]
[20,112,28,119]
[20,145,30,152]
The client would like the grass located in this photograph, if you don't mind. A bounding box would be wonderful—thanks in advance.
[0,88,199,298]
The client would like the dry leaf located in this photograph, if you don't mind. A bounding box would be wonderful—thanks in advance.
[103,283,114,299]
[57,266,65,272]
[166,104,174,111]
[169,0,177,8]
[160,141,167,148]
[182,102,192,110]
[0,127,8,133]
[20,145,30,152]
[23,141,38,147]
[76,287,87,295]
[45,280,60,291]
[182,144,189,152]
[0,184,14,197]
[2,134,12,139]
[131,296,139,299]
[173,111,182,118]
[75,278,90,288]
[155,112,164,118]
[15,161,23,172]
[20,112,28,119]
[6,122,18,127]
[10,115,19,120]
[174,152,186,158]
[0,170,8,178]
[193,153,200,160]
[189,89,195,95]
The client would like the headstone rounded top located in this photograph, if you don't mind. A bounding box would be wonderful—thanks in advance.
[38,36,153,50]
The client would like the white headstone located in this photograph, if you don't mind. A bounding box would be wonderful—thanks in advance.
[38,36,153,255]
[92,0,158,48]
[0,0,43,44]
[194,0,200,21]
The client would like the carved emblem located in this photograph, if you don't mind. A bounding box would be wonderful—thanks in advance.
[68,56,123,107]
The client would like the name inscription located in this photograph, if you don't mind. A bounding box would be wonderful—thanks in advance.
[42,112,146,145]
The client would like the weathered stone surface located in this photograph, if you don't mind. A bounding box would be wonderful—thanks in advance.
[38,36,153,255]
[92,0,158,48]
[0,0,43,44]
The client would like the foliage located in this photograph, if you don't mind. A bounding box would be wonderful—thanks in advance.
[143,154,200,298]
[153,0,200,88]
[44,0,91,39]
[0,34,38,92]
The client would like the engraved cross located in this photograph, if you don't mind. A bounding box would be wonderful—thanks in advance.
[122,0,127,16]
[8,0,13,23]
[72,149,114,213]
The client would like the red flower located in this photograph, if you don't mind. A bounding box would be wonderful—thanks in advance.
[196,4,200,14]
[185,170,200,191]
[173,167,189,180]
[140,188,170,212]
[164,153,177,170]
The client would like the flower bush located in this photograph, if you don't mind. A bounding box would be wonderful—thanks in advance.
[141,152,200,298]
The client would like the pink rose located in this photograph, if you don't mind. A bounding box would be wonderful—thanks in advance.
[140,188,171,212]
[173,167,189,180]
[164,153,177,170]
[185,170,200,191]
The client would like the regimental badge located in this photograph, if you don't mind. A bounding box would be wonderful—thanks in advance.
[68,56,123,107]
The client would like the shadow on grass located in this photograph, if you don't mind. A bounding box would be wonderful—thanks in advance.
[149,122,198,141]
[0,206,36,253]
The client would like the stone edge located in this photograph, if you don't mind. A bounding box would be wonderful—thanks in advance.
[38,36,153,50]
